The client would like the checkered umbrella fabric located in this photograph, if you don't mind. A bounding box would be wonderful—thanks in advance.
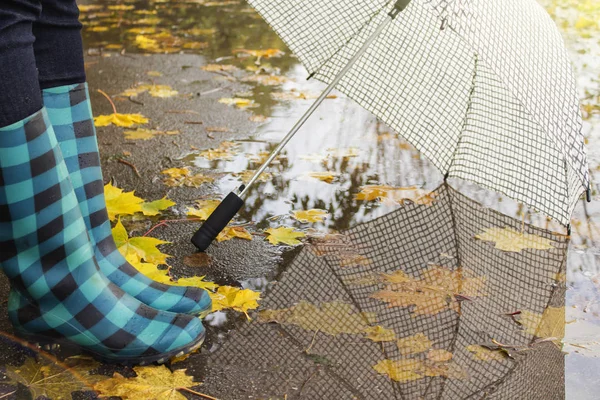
[247,0,589,225]
[43,83,211,315]
[0,109,205,362]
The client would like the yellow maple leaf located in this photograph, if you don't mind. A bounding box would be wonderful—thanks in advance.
[364,325,397,342]
[141,197,176,216]
[466,345,507,362]
[125,253,173,285]
[187,200,220,220]
[475,227,554,252]
[148,86,178,98]
[161,168,213,188]
[292,209,329,223]
[355,185,435,206]
[113,219,170,265]
[233,48,285,59]
[216,226,253,242]
[242,74,288,86]
[104,183,144,220]
[264,226,306,246]
[396,333,433,356]
[304,171,338,184]
[519,307,565,346]
[218,97,257,108]
[93,365,196,400]
[210,286,260,318]
[175,276,219,291]
[94,113,148,127]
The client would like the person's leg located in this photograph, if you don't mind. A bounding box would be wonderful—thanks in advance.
[0,0,43,128]
[35,0,211,315]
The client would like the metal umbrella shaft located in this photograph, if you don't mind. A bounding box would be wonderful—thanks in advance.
[192,0,410,251]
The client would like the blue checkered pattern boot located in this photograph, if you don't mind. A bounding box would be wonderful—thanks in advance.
[42,84,211,315]
[0,109,205,364]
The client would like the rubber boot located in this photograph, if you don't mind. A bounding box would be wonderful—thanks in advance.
[42,83,211,315]
[0,108,205,364]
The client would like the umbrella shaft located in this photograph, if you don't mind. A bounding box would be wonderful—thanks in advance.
[240,14,394,198]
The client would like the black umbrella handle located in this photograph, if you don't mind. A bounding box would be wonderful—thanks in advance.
[191,191,245,251]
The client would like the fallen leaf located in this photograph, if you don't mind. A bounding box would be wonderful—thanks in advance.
[104,183,144,220]
[175,276,219,291]
[519,307,565,346]
[210,286,260,318]
[187,200,220,220]
[233,48,285,60]
[94,113,149,127]
[141,197,175,216]
[292,209,329,223]
[147,71,163,77]
[113,219,170,265]
[183,253,212,268]
[355,185,435,206]
[258,301,375,336]
[475,227,554,252]
[201,64,239,72]
[466,345,507,362]
[161,168,214,188]
[242,74,288,85]
[93,365,196,400]
[264,226,306,245]
[7,357,97,400]
[182,41,208,50]
[216,226,253,242]
[233,170,273,184]
[218,97,258,109]
[397,333,434,355]
[124,128,180,140]
[364,325,397,342]
[304,172,338,184]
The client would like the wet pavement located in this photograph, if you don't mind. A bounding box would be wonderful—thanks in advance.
[0,0,599,399]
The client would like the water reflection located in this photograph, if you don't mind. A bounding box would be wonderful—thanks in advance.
[202,184,568,399]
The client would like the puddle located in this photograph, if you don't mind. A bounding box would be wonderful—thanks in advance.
[2,0,597,399]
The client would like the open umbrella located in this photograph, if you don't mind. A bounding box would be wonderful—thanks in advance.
[200,184,568,399]
[192,0,590,251]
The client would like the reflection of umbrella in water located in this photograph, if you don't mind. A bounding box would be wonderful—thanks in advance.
[192,0,590,250]
[201,184,568,399]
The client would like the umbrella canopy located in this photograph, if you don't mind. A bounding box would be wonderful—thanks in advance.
[201,184,568,399]
[246,0,589,225]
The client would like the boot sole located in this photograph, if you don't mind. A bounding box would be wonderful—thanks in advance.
[14,330,205,366]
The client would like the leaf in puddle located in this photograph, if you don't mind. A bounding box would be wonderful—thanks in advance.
[94,113,148,127]
[162,168,214,188]
[104,183,144,220]
[93,365,196,400]
[162,167,191,179]
[233,170,273,184]
[233,48,285,59]
[141,197,175,216]
[210,286,260,318]
[519,307,565,346]
[292,209,329,223]
[397,333,434,356]
[216,226,253,242]
[364,325,397,342]
[201,64,239,72]
[6,357,97,400]
[264,226,306,245]
[355,185,435,206]
[242,74,288,85]
[475,227,554,252]
[218,97,258,108]
[185,28,216,36]
[113,219,170,265]
[197,147,237,161]
[466,345,507,362]
[372,266,486,316]
[258,300,376,336]
[187,200,220,220]
[182,41,208,50]
[373,359,424,382]
[304,172,338,184]
[427,349,453,362]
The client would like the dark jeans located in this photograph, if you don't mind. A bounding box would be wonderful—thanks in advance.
[0,0,85,127]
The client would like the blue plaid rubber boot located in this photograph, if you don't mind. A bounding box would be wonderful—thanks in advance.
[42,84,211,315]
[0,109,205,364]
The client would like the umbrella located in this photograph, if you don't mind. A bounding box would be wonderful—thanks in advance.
[192,0,589,251]
[199,184,568,399]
